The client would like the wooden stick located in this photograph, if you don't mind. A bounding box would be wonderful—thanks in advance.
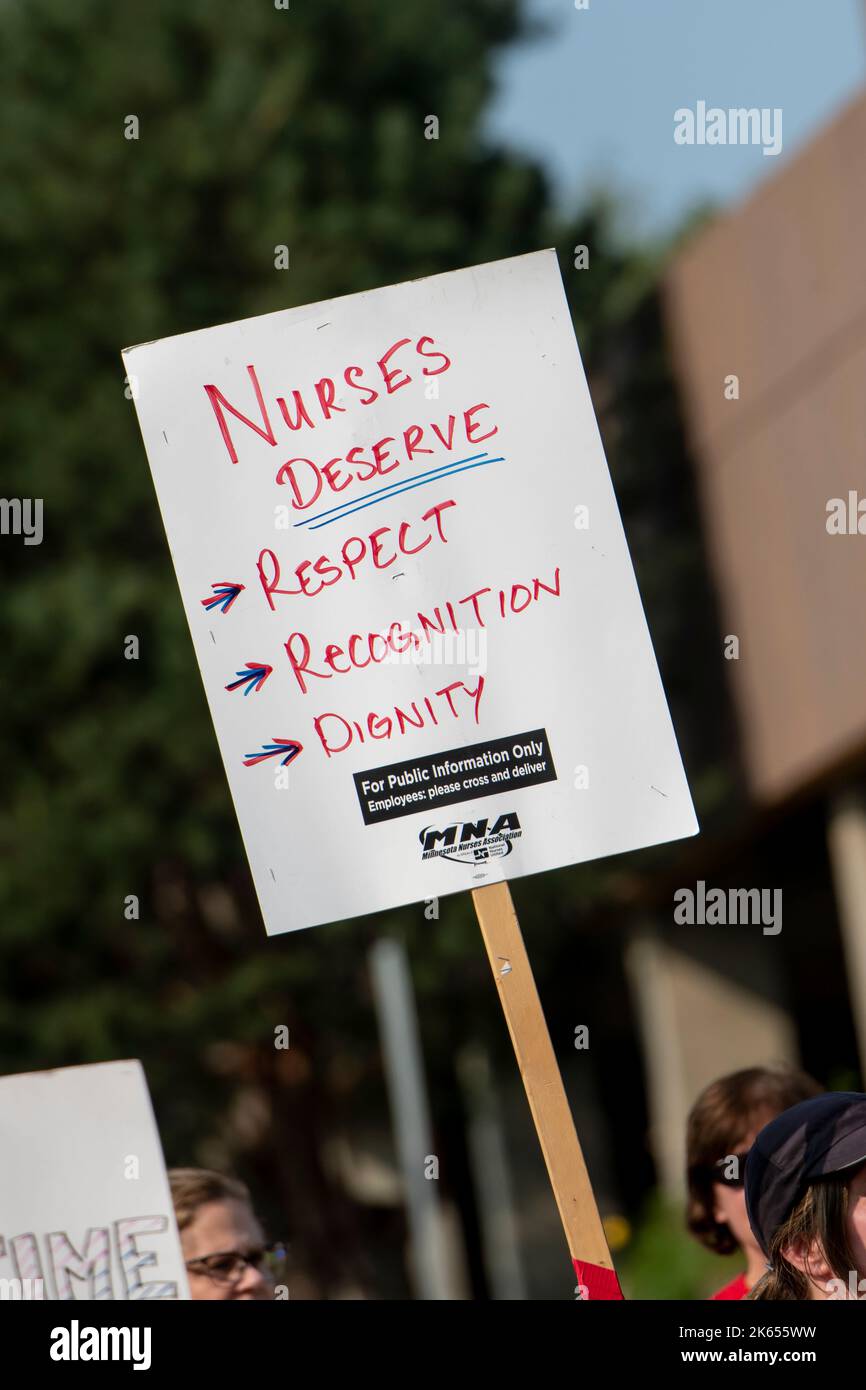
[471,879,623,1299]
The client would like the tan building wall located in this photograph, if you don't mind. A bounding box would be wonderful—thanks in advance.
[664,93,866,805]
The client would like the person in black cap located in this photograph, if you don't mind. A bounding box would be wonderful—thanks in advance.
[745,1092,866,1299]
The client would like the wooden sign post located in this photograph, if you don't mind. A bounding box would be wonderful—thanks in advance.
[472,882,622,1298]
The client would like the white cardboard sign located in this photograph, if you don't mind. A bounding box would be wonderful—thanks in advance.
[0,1061,189,1300]
[124,250,697,935]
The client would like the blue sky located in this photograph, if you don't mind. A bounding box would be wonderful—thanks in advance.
[486,0,865,238]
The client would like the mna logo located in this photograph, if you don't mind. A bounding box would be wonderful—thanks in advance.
[419,812,521,864]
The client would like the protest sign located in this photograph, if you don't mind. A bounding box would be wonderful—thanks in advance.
[125,250,699,1296]
[0,1060,188,1300]
[123,250,697,937]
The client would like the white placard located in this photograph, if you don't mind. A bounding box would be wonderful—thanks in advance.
[0,1060,189,1300]
[124,249,697,934]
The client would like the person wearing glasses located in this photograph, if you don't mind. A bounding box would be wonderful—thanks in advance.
[170,1167,285,1300]
[685,1066,822,1299]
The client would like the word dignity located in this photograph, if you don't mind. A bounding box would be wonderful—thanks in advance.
[674,102,782,157]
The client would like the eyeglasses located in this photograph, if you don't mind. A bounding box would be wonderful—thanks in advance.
[185,1242,288,1286]
[709,1152,750,1188]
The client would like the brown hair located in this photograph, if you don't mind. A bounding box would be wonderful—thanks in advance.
[168,1167,252,1232]
[748,1174,858,1299]
[686,1067,822,1255]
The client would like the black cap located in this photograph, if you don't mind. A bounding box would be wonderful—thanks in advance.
[745,1092,866,1255]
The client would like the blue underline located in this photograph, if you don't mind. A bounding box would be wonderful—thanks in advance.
[299,454,505,531]
[293,453,490,527]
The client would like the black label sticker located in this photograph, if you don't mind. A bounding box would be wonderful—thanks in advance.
[353,728,557,825]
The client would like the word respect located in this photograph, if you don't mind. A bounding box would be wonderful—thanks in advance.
[257,498,457,603]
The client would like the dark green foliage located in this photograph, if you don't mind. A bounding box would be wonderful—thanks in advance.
[0,0,731,1294]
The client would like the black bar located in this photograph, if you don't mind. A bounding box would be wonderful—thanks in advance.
[353,728,557,825]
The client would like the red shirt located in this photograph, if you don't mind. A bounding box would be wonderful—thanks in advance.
[712,1273,749,1300]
